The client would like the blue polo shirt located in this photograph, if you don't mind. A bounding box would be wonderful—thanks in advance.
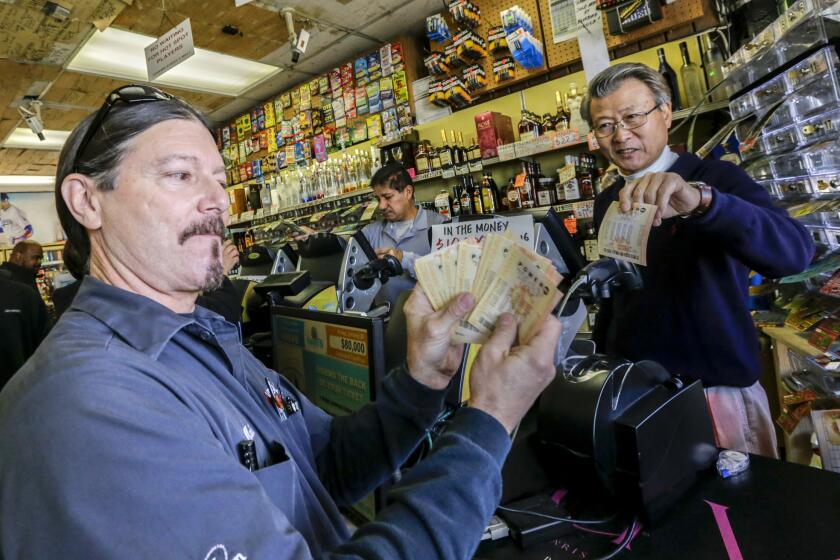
[0,277,510,559]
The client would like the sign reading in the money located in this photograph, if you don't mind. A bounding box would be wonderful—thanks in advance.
[431,215,535,251]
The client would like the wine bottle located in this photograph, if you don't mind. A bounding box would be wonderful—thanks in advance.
[657,48,682,111]
[439,129,453,169]
[679,42,705,108]
[556,91,570,130]
[701,34,727,103]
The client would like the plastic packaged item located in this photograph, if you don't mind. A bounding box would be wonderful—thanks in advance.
[500,5,533,34]
[463,65,487,92]
[506,28,544,69]
[449,0,480,28]
[487,26,509,55]
[492,57,515,82]
[426,13,452,42]
[716,450,750,479]
[454,29,487,63]
[424,52,450,76]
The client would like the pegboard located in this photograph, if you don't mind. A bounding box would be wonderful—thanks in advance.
[428,0,549,101]
[538,0,718,69]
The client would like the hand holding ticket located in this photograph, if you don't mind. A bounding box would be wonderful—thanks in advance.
[415,233,563,345]
[597,201,656,266]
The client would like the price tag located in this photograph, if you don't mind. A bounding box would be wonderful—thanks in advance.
[468,160,484,172]
[573,199,594,219]
[442,168,457,179]
[515,140,537,157]
[587,131,600,151]
[497,143,516,161]
[553,129,581,148]
[240,210,254,221]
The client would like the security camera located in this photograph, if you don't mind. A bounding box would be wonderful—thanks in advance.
[18,100,45,141]
[282,7,309,65]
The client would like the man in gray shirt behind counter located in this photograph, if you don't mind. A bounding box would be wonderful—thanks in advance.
[361,161,448,304]
[0,84,561,559]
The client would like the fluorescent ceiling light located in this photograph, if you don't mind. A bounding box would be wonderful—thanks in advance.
[3,128,70,150]
[67,27,281,97]
[0,176,55,193]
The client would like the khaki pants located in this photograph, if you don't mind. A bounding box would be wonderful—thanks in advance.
[705,381,779,458]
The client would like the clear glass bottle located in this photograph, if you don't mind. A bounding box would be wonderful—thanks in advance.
[679,41,705,108]
[700,34,727,103]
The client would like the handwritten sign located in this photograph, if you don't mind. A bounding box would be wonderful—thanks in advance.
[145,19,195,81]
[431,215,535,251]
[574,0,610,82]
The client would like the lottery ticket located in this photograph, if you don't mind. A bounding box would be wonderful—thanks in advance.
[596,201,656,266]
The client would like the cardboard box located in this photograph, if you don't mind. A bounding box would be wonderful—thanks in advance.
[474,111,515,159]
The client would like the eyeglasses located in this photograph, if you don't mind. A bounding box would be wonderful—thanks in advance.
[592,104,661,138]
[72,85,173,173]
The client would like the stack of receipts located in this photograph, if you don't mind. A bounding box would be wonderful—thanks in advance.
[415,232,564,345]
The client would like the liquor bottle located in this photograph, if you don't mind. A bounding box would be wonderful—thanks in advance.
[679,42,705,108]
[470,175,485,214]
[451,184,462,216]
[430,144,442,172]
[480,173,499,214]
[519,162,535,209]
[499,179,510,212]
[582,222,599,262]
[506,178,522,210]
[700,33,727,103]
[459,177,474,215]
[434,189,454,218]
[467,137,482,165]
[657,48,682,111]
[536,178,556,207]
[457,131,470,174]
[439,129,453,169]
[415,143,430,174]
[518,110,539,141]
[449,130,462,172]
[556,91,570,131]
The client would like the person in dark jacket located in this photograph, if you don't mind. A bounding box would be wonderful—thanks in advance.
[582,63,814,457]
[0,276,49,389]
[0,240,43,292]
[0,84,560,558]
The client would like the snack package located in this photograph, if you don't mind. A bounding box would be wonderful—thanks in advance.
[393,70,409,104]
[354,56,369,84]
[355,86,369,115]
[366,114,382,138]
[366,51,382,81]
[366,81,382,113]
[379,76,395,109]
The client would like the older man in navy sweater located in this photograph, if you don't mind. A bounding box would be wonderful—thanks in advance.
[582,63,813,457]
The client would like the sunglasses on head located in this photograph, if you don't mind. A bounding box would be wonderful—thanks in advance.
[72,84,175,173]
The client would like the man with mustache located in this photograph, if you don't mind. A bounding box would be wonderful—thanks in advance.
[0,85,561,559]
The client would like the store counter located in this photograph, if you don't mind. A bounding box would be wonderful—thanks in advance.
[477,454,840,559]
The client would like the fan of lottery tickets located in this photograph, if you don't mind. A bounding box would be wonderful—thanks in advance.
[415,232,564,345]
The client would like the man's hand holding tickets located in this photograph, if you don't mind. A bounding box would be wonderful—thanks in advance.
[414,233,564,345]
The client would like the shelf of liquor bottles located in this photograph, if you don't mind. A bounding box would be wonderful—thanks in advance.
[229,187,373,228]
